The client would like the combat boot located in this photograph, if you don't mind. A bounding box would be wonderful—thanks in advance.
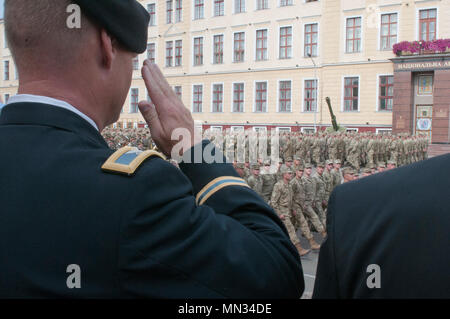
[295,243,310,256]
[308,238,321,250]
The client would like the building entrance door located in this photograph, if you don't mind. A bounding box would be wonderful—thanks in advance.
[415,105,433,141]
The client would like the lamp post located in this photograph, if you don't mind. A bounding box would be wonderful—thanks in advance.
[308,53,318,132]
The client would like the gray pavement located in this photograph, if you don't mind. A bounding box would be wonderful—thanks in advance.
[297,231,325,299]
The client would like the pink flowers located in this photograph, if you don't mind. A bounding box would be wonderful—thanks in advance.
[393,39,450,56]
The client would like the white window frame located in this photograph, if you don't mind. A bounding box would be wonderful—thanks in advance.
[376,73,394,112]
[255,0,269,10]
[277,79,293,113]
[147,42,157,63]
[278,25,294,60]
[231,82,245,113]
[129,88,139,114]
[191,83,204,113]
[253,126,267,132]
[302,22,320,58]
[147,3,157,26]
[255,28,269,61]
[211,125,223,132]
[344,15,364,54]
[233,31,246,63]
[416,7,439,41]
[279,0,294,8]
[175,0,183,23]
[301,127,316,134]
[377,11,400,51]
[253,80,269,113]
[341,75,361,112]
[192,0,205,20]
[192,36,204,66]
[276,127,292,132]
[231,126,245,132]
[212,33,225,65]
[233,0,246,14]
[211,82,225,113]
[376,128,392,134]
[302,77,319,113]
[212,0,226,17]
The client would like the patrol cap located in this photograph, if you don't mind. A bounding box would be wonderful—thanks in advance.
[325,160,334,166]
[285,157,293,162]
[316,162,325,168]
[263,159,271,165]
[362,168,372,174]
[295,165,304,171]
[294,156,301,161]
[334,159,342,164]
[341,167,355,175]
[73,0,150,54]
[304,163,313,169]
[377,162,386,168]
[280,166,293,174]
[251,164,260,170]
[387,160,397,166]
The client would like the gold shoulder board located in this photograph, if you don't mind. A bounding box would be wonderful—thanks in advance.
[102,146,166,176]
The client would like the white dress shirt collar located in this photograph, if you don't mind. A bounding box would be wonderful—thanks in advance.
[6,94,99,131]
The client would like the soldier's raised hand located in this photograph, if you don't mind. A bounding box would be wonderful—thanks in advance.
[138,61,202,156]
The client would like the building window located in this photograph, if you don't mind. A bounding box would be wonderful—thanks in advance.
[194,37,203,66]
[132,57,139,70]
[256,0,268,10]
[175,0,183,22]
[235,0,245,13]
[304,79,317,112]
[379,76,394,111]
[214,0,224,16]
[279,26,292,59]
[165,41,173,67]
[213,35,224,64]
[4,61,9,81]
[305,23,318,57]
[256,29,268,61]
[346,17,362,53]
[194,0,204,20]
[147,43,156,63]
[306,0,318,2]
[166,1,173,24]
[193,85,203,113]
[344,77,359,111]
[419,9,437,41]
[212,84,223,112]
[380,13,397,50]
[279,81,291,112]
[233,83,244,112]
[174,86,182,100]
[280,0,293,6]
[255,82,267,113]
[234,32,245,62]
[148,4,156,26]
[130,88,139,113]
[175,40,182,66]
[4,94,10,103]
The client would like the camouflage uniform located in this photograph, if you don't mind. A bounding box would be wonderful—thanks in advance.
[271,177,299,246]
[247,166,263,197]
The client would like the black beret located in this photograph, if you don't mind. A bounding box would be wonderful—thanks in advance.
[73,0,150,54]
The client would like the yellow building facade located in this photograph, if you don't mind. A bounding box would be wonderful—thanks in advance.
[1,0,449,136]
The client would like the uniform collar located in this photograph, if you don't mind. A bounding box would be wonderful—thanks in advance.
[0,102,108,148]
[6,94,99,131]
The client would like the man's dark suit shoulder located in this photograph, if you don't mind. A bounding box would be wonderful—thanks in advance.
[314,154,450,298]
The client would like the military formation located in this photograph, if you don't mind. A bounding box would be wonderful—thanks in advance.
[103,127,429,257]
